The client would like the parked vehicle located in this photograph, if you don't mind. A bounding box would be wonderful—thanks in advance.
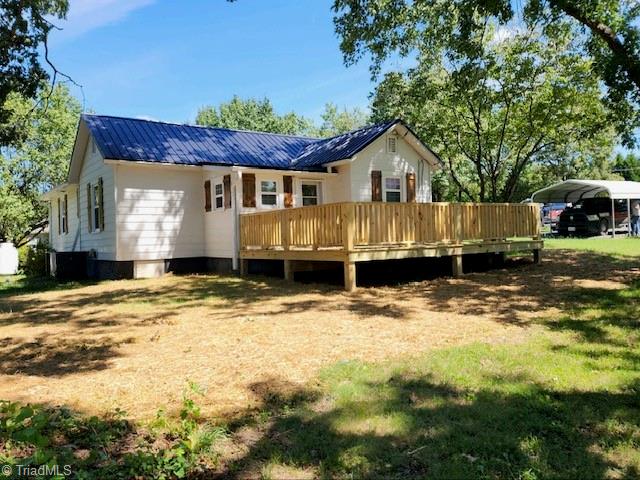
[558,198,628,236]
[542,203,566,231]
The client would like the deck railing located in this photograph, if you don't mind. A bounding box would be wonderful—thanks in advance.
[240,202,541,251]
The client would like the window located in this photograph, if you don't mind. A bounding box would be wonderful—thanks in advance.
[57,198,61,235]
[61,194,68,234]
[260,180,277,207]
[384,177,401,203]
[301,182,320,206]
[87,179,104,233]
[214,182,223,209]
[387,136,397,153]
[93,184,101,231]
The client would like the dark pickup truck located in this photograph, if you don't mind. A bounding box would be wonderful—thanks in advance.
[558,198,628,236]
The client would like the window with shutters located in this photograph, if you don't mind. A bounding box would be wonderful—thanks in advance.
[260,180,278,207]
[387,136,397,153]
[384,177,402,203]
[214,182,223,209]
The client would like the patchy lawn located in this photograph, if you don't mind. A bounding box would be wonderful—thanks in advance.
[1,246,639,478]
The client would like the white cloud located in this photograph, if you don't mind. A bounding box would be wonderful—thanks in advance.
[49,0,155,44]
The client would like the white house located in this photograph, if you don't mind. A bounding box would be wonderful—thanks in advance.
[43,114,441,279]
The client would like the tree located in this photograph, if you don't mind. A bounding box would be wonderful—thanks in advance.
[333,0,640,145]
[369,26,616,202]
[0,84,81,246]
[195,96,314,136]
[0,0,69,146]
[315,103,369,137]
[613,152,640,181]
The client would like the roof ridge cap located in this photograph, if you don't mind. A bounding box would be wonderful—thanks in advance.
[81,113,320,140]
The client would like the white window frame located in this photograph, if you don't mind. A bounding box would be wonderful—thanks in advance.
[383,176,402,203]
[214,181,224,210]
[92,182,101,233]
[387,135,397,153]
[300,181,322,207]
[259,179,279,209]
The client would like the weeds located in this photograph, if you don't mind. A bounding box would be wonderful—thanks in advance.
[0,382,226,479]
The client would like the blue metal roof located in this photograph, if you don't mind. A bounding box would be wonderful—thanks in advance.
[82,114,402,171]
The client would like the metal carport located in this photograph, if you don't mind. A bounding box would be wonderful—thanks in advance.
[531,179,640,237]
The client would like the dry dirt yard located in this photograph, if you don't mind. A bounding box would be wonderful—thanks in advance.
[0,250,637,420]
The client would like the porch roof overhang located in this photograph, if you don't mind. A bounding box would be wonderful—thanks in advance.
[40,182,77,201]
[531,179,640,203]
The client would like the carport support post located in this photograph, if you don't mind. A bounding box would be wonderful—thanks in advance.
[628,198,632,236]
[344,260,356,292]
[611,198,616,238]
[451,254,463,277]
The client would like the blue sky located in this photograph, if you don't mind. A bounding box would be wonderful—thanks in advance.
[47,0,387,124]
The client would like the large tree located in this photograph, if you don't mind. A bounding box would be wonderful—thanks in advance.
[195,96,314,136]
[0,84,80,246]
[370,25,616,202]
[0,0,69,146]
[333,0,640,145]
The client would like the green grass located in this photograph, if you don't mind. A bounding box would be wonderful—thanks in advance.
[545,236,640,257]
[219,277,640,479]
[2,240,640,478]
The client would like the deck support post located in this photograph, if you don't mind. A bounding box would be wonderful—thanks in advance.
[344,260,356,292]
[451,254,463,277]
[284,260,294,281]
[240,259,249,276]
[533,248,542,265]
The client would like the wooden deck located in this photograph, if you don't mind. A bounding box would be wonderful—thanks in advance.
[239,202,543,290]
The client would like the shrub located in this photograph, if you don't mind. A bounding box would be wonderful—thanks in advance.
[17,243,48,277]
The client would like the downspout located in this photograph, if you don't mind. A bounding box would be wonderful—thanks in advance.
[232,180,239,271]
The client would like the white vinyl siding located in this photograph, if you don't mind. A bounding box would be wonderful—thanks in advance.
[78,141,116,259]
[48,187,80,253]
[116,164,205,261]
[347,132,433,203]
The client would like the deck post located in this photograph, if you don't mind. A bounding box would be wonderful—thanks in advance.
[341,203,356,251]
[344,260,356,292]
[533,248,542,265]
[240,259,249,276]
[283,259,294,281]
[451,254,463,277]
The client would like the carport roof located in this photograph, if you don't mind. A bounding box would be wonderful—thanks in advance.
[531,179,640,203]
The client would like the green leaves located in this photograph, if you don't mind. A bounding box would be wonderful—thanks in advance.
[195,96,369,138]
[370,22,616,202]
[334,0,640,144]
[0,0,70,146]
[195,96,315,136]
[0,84,80,245]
